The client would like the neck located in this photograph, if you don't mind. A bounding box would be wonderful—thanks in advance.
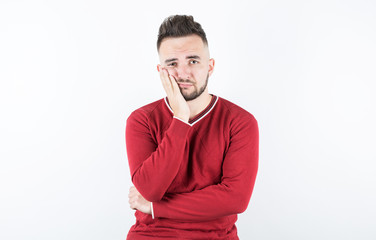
[186,91,213,120]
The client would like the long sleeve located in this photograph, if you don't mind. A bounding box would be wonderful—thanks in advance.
[126,110,192,202]
[152,115,259,221]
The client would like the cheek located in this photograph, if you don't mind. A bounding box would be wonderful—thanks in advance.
[197,67,209,79]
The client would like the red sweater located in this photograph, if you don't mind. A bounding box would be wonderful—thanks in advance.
[125,94,259,240]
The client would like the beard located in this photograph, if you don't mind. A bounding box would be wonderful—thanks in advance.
[178,73,209,101]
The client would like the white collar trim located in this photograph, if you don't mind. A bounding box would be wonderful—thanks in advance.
[164,95,219,126]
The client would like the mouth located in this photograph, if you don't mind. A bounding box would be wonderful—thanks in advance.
[178,83,193,88]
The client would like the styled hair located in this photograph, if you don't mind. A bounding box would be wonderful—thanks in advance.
[157,15,208,51]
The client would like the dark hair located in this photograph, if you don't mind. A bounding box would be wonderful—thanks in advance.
[157,15,208,51]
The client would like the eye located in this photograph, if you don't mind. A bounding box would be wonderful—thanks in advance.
[167,62,177,67]
[190,60,198,64]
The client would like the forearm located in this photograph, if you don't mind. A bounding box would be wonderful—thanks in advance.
[152,167,258,221]
[126,115,191,202]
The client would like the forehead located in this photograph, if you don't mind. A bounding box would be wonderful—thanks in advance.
[158,35,208,59]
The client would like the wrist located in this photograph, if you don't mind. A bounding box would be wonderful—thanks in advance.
[174,114,189,123]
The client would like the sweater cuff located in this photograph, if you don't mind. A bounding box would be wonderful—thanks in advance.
[151,202,155,219]
[167,117,192,139]
[151,200,170,219]
[173,116,191,126]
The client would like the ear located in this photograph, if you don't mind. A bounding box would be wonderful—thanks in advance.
[208,58,215,77]
[157,64,161,72]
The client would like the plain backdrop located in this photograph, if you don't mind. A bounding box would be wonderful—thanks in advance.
[1,0,375,239]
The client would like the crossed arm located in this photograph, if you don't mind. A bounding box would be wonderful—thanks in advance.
[127,66,192,212]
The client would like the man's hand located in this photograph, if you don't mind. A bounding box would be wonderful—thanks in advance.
[158,66,190,123]
[128,186,151,214]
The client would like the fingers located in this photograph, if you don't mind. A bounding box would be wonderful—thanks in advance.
[160,70,168,94]
[168,73,180,91]
[128,185,152,214]
[159,67,178,97]
[128,186,139,198]
[129,186,136,193]
[128,186,138,210]
[128,186,144,211]
[129,195,137,210]
[160,68,172,95]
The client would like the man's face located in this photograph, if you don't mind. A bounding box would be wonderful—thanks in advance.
[158,34,215,101]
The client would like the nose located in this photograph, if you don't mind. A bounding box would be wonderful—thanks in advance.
[174,65,191,80]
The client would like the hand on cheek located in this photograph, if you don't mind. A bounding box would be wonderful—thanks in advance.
[157,64,190,122]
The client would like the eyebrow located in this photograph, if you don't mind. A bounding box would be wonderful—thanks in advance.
[164,58,178,64]
[186,55,200,60]
[164,55,201,64]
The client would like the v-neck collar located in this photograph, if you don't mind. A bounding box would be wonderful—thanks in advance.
[164,94,219,126]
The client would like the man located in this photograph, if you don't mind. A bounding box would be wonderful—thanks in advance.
[125,15,259,240]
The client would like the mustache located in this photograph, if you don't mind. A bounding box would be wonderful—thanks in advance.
[177,79,194,84]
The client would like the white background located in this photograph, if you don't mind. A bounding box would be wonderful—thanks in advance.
[1,0,375,239]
